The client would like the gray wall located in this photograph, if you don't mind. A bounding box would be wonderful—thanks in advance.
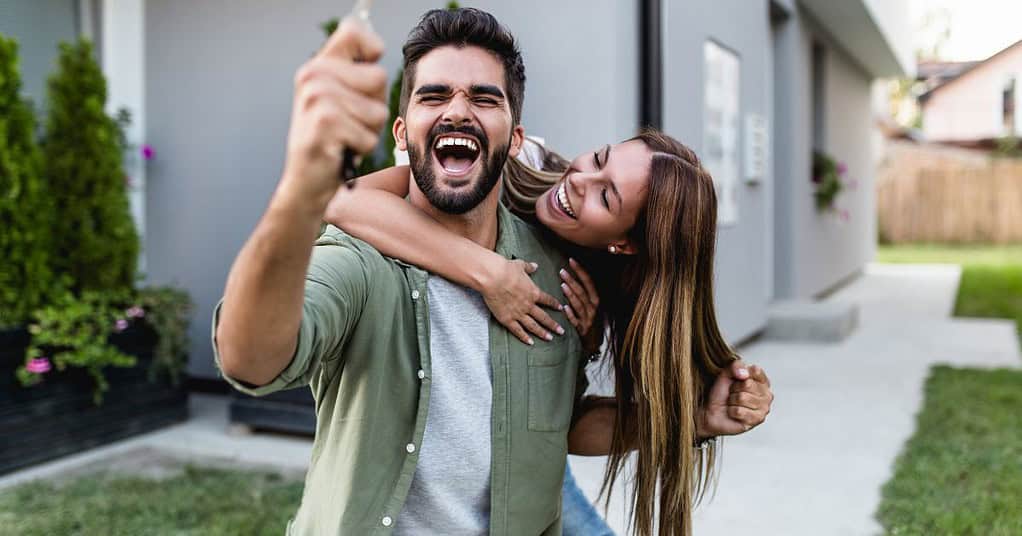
[772,8,876,300]
[0,0,78,109]
[662,0,774,342]
[144,0,638,378]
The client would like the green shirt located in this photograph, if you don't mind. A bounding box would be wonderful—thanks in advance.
[212,204,586,535]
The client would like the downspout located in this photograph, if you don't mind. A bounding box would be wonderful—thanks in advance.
[639,0,662,129]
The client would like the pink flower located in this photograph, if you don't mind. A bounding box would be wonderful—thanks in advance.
[141,144,155,161]
[114,318,129,332]
[126,306,145,318]
[837,162,848,175]
[26,357,51,374]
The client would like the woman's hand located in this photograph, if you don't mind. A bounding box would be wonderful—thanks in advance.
[697,360,773,439]
[560,259,602,352]
[482,259,565,345]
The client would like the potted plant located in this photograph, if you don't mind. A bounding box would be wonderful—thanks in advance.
[0,38,192,475]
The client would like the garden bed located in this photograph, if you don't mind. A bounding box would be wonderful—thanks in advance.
[0,325,188,476]
[229,389,315,436]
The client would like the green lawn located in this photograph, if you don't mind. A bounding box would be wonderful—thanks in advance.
[877,366,1022,535]
[877,244,1022,336]
[0,466,303,535]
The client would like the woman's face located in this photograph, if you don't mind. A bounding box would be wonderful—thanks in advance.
[535,140,651,251]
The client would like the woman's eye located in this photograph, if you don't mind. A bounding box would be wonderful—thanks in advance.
[601,189,610,209]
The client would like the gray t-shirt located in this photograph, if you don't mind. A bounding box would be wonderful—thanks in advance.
[394,275,493,535]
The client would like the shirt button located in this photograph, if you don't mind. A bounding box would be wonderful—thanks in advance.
[382,516,393,527]
[406,443,416,453]
[417,369,425,380]
[411,290,420,300]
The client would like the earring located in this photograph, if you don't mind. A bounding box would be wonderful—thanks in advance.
[608,245,617,254]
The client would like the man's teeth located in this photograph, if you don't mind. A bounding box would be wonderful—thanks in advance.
[434,137,479,152]
[557,183,576,218]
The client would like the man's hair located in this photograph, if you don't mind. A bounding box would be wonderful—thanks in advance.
[399,8,526,124]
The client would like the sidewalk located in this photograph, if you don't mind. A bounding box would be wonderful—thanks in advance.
[2,264,1018,535]
[569,263,1022,535]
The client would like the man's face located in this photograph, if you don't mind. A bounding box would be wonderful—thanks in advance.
[394,45,524,214]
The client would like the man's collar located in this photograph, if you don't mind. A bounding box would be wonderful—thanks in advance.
[494,201,521,260]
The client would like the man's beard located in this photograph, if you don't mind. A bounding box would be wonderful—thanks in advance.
[408,124,510,215]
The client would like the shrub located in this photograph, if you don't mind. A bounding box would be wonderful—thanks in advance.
[0,34,55,328]
[41,40,138,295]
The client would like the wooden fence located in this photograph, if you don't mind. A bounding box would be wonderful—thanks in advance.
[877,141,1022,243]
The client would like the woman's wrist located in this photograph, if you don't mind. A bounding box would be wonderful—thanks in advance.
[469,250,510,293]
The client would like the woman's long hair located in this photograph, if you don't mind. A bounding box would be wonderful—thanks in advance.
[502,130,738,536]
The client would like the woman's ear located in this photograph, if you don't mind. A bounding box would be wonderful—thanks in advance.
[609,240,638,256]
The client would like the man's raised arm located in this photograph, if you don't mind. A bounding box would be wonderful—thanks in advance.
[215,19,388,386]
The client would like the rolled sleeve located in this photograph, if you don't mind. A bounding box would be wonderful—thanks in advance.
[211,227,371,396]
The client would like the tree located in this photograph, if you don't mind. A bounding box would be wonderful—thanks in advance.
[0,34,54,327]
[42,40,138,295]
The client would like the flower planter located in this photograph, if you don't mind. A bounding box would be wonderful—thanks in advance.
[229,388,316,436]
[0,325,189,476]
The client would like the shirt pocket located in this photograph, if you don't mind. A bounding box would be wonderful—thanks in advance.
[527,344,576,432]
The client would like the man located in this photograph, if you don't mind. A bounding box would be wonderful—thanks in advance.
[214,8,770,535]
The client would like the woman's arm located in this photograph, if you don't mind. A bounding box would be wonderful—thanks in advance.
[325,166,565,343]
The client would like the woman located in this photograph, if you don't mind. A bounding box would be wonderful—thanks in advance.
[325,129,753,536]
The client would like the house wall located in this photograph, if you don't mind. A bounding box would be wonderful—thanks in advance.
[662,0,774,342]
[143,0,894,378]
[143,0,638,378]
[773,8,877,300]
[923,43,1022,141]
[0,0,78,109]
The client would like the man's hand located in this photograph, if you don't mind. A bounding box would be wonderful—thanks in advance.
[697,360,773,439]
[280,17,389,210]
[216,18,388,387]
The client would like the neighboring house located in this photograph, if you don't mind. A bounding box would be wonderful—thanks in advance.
[920,39,1022,142]
[3,0,910,381]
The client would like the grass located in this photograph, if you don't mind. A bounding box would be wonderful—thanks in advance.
[875,244,1022,266]
[877,366,1022,535]
[877,244,1022,336]
[0,466,303,535]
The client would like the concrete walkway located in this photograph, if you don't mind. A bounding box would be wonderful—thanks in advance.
[2,264,1019,535]
[569,263,1021,535]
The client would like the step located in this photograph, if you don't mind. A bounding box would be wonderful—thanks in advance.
[764,300,859,343]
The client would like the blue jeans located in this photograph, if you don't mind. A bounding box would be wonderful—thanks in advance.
[562,462,616,536]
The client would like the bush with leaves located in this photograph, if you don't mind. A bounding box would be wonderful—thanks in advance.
[0,34,56,328]
[18,291,137,404]
[42,39,138,295]
[135,286,193,385]
[17,286,192,404]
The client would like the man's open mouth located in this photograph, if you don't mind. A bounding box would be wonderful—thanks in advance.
[433,135,481,177]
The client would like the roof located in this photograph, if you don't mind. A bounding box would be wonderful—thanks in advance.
[920,39,1022,102]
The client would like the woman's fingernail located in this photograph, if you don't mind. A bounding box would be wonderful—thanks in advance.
[555,325,565,335]
[530,262,539,270]
[559,269,568,278]
[527,337,534,345]
[561,283,570,293]
[564,305,573,315]
[569,258,577,266]
[544,333,553,341]
[738,368,749,378]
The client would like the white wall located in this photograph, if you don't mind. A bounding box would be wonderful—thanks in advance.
[101,0,147,271]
